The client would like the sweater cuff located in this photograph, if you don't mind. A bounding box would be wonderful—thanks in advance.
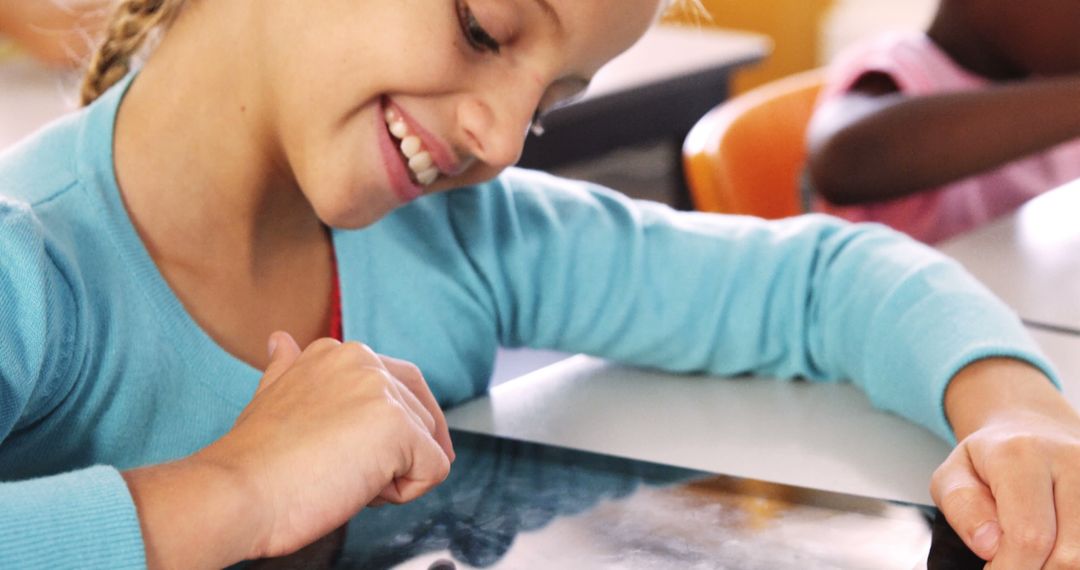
[867,284,1062,446]
[0,465,147,569]
[936,346,1061,446]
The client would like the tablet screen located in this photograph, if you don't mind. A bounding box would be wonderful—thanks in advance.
[268,430,981,569]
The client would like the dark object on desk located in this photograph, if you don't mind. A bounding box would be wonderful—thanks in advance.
[427,559,457,570]
[518,59,760,210]
[927,509,985,570]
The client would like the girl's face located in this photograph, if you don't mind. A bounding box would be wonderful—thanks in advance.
[259,0,661,229]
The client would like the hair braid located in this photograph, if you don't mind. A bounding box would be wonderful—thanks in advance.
[661,0,711,24]
[79,0,184,105]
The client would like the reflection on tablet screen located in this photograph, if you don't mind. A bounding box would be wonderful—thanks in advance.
[258,431,982,569]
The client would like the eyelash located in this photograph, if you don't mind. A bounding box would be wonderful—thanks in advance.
[454,1,546,137]
[456,0,500,54]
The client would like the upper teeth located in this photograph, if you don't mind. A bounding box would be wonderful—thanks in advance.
[384,108,440,187]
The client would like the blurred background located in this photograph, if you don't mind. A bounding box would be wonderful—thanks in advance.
[551,0,937,209]
[669,0,935,94]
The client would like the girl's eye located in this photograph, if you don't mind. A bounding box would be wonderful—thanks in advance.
[456,1,500,54]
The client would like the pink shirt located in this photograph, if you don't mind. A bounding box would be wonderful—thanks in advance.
[812,32,1080,243]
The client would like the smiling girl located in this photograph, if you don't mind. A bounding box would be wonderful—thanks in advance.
[1,0,1079,568]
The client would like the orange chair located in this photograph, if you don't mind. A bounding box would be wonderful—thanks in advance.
[682,69,826,219]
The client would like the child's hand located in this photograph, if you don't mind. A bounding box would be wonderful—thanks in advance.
[933,358,1080,568]
[197,332,453,560]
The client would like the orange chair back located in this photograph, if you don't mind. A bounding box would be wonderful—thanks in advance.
[683,69,825,219]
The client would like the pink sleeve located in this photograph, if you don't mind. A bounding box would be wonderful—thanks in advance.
[819,32,947,104]
[810,32,982,243]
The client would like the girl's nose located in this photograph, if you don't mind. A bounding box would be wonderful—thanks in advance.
[456,91,539,171]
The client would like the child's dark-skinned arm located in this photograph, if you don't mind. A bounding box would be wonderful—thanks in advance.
[805,72,1080,205]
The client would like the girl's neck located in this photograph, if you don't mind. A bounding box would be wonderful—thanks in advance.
[111,0,335,368]
[926,6,1025,81]
[113,0,327,276]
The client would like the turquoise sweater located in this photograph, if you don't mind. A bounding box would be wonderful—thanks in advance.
[0,75,1057,568]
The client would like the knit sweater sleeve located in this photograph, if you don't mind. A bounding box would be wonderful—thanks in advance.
[0,201,147,569]
[446,169,1058,443]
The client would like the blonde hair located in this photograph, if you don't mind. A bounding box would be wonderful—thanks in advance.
[79,0,184,106]
[661,0,711,24]
[79,0,708,106]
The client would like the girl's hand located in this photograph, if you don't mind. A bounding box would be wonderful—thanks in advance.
[196,332,453,561]
[373,353,456,500]
[932,358,1080,569]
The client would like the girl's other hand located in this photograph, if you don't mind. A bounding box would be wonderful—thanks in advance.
[932,358,1080,569]
[197,332,453,561]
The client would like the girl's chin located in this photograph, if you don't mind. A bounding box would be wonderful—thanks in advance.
[313,190,397,230]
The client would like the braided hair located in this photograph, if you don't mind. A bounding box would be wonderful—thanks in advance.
[79,0,184,105]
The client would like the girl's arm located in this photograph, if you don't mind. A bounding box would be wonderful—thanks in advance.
[0,469,147,568]
[448,171,1057,441]
[0,202,452,568]
[805,73,1080,204]
[0,205,148,568]
[1,334,452,570]
[446,172,1080,564]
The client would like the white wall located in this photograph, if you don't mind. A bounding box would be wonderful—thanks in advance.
[820,0,938,64]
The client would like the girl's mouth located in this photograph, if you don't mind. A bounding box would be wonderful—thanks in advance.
[383,106,441,187]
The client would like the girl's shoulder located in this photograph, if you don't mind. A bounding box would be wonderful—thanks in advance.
[0,108,100,351]
[0,104,117,271]
[445,167,639,215]
[0,109,87,207]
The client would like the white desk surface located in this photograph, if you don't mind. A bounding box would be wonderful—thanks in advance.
[448,327,1080,508]
[583,26,770,101]
[937,181,1080,333]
